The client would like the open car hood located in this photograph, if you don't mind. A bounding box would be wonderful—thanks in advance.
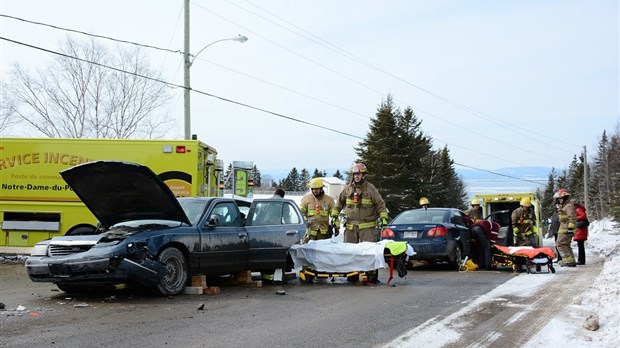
[61,161,191,229]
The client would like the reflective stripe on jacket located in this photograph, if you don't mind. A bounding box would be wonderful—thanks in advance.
[511,206,536,236]
[558,200,576,234]
[332,180,388,229]
[300,192,335,233]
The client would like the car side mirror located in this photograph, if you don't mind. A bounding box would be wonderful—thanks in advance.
[207,215,220,228]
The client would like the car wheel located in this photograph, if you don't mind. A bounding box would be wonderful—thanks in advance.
[156,248,188,296]
[448,244,462,271]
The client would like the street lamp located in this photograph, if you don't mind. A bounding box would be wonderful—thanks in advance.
[183,35,248,140]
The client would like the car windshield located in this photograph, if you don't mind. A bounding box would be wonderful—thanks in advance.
[178,199,209,226]
[391,209,447,224]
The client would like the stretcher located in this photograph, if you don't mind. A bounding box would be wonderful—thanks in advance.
[491,245,556,273]
[289,239,414,286]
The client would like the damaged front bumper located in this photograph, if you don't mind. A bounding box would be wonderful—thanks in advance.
[26,253,164,287]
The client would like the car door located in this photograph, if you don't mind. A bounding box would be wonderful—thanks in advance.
[245,199,304,270]
[195,201,248,275]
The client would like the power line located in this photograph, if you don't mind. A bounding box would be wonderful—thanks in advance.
[233,0,577,151]
[3,11,568,167]
[194,3,572,164]
[0,36,545,186]
[0,14,184,56]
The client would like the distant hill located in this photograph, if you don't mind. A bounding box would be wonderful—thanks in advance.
[264,166,551,182]
[261,166,552,200]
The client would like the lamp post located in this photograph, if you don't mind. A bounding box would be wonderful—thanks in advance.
[183,34,248,140]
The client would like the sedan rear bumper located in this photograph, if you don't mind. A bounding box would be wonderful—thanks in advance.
[408,239,456,261]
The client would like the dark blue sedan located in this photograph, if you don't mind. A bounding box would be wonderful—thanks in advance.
[382,208,470,270]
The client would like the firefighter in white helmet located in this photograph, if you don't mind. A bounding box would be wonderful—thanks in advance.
[299,178,336,243]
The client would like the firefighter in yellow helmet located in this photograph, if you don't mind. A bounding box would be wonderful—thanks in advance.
[419,197,430,209]
[331,163,388,283]
[554,189,577,267]
[511,197,538,247]
[299,178,336,243]
[465,199,482,222]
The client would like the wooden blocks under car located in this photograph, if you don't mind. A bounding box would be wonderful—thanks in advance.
[183,274,222,295]
[184,273,261,295]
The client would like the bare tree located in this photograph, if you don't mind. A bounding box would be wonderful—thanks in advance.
[4,36,172,138]
[0,84,21,134]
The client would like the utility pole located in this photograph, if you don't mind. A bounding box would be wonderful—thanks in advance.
[583,145,588,209]
[183,0,191,140]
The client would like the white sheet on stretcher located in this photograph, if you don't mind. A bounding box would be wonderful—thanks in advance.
[290,239,413,273]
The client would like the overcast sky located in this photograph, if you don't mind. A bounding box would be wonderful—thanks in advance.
[1,1,618,177]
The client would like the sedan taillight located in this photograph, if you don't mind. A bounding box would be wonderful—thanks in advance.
[427,226,448,237]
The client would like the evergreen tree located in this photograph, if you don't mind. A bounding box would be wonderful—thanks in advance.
[223,163,233,189]
[542,168,557,218]
[299,168,311,191]
[333,169,344,180]
[355,95,402,212]
[434,146,467,208]
[607,126,620,221]
[356,95,436,213]
[589,131,610,218]
[566,154,586,203]
[279,167,300,191]
[312,168,322,178]
[251,165,262,188]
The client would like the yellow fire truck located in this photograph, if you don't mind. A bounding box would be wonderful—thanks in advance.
[473,192,543,247]
[0,138,224,246]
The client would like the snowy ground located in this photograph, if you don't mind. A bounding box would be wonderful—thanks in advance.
[249,193,620,346]
[382,218,620,348]
[523,218,619,347]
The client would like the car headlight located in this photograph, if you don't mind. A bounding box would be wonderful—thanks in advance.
[31,243,49,256]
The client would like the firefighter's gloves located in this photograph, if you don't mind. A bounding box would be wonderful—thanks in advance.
[380,217,388,229]
[379,212,389,229]
[330,216,340,236]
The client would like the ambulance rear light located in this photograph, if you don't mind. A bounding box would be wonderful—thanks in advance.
[176,146,186,153]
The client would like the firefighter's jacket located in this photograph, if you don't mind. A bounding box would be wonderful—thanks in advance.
[332,180,388,230]
[511,207,536,236]
[465,207,482,221]
[558,199,576,234]
[299,192,335,234]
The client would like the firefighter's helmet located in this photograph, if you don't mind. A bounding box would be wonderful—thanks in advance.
[471,199,480,206]
[419,197,429,206]
[553,189,571,199]
[308,178,324,189]
[350,163,368,174]
[520,197,532,207]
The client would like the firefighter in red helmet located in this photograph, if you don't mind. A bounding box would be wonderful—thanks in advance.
[554,189,577,267]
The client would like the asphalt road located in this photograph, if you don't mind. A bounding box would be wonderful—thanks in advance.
[1,262,516,348]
